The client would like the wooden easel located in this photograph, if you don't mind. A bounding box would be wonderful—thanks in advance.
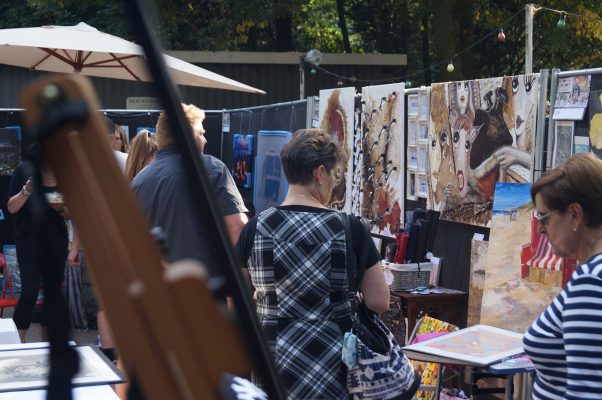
[20,75,258,399]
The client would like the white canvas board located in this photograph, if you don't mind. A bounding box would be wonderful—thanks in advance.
[408,94,419,116]
[0,346,123,392]
[417,175,429,198]
[403,324,524,366]
[319,87,356,212]
[407,119,417,147]
[419,89,430,121]
[0,385,119,400]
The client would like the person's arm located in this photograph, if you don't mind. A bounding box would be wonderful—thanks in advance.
[68,225,81,267]
[225,212,248,244]
[7,178,32,214]
[360,261,390,315]
[564,273,602,397]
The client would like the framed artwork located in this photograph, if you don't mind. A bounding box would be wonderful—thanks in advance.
[407,171,417,200]
[407,119,417,147]
[0,127,21,176]
[418,121,429,143]
[408,94,419,116]
[232,134,254,189]
[574,135,590,154]
[417,174,429,198]
[254,130,292,213]
[0,346,123,392]
[417,145,428,174]
[136,127,155,134]
[403,324,524,366]
[418,91,430,121]
[408,147,417,170]
[552,121,574,167]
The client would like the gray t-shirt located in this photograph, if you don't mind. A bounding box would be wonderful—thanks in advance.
[132,147,247,273]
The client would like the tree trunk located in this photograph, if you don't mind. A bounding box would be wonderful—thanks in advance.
[421,0,431,85]
[336,0,352,53]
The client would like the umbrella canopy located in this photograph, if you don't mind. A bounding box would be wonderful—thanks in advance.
[0,22,265,94]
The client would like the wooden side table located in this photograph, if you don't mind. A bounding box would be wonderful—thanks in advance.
[391,288,467,341]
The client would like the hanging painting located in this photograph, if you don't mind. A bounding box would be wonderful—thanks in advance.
[427,74,539,226]
[360,83,405,236]
[480,183,561,332]
[318,87,356,212]
[350,95,363,215]
[232,134,254,189]
[587,89,602,159]
[253,130,291,214]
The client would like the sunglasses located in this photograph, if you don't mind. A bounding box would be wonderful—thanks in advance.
[534,210,558,226]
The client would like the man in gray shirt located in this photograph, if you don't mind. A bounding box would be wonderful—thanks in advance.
[132,104,248,274]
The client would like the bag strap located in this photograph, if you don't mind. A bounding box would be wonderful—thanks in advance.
[341,212,358,292]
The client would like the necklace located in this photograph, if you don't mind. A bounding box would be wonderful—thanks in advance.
[286,193,324,207]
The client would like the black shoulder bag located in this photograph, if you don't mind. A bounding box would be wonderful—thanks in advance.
[340,213,421,400]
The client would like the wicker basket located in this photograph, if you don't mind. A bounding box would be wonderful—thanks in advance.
[382,261,432,292]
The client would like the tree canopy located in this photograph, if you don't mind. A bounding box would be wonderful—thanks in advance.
[1,0,601,86]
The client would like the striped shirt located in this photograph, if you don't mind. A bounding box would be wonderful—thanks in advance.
[523,253,602,399]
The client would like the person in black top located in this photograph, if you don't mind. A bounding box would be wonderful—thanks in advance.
[7,160,68,342]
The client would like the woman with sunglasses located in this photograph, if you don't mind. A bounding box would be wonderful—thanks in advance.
[523,152,602,399]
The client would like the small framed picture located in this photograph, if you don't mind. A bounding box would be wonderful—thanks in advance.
[417,145,428,174]
[417,174,429,198]
[418,122,429,142]
[407,171,417,200]
[552,121,574,167]
[408,147,417,170]
[407,119,417,147]
[419,91,430,120]
[574,135,590,154]
[408,94,419,116]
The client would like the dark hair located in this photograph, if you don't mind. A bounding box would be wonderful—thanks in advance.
[280,129,341,185]
[101,115,115,135]
[531,152,602,227]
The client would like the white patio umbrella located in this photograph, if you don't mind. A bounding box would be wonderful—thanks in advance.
[0,22,265,94]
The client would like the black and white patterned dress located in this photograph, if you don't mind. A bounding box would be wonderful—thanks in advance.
[237,205,380,399]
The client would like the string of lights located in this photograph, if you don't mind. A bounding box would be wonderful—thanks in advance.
[303,3,601,87]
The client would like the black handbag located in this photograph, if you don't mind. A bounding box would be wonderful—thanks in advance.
[340,213,420,400]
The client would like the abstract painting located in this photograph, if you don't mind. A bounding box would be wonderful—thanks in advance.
[427,75,539,226]
[360,83,405,236]
[350,95,363,215]
[232,134,254,189]
[318,87,356,212]
[253,130,291,214]
[588,89,602,159]
[480,183,561,333]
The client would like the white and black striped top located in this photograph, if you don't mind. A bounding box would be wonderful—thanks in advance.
[523,253,602,399]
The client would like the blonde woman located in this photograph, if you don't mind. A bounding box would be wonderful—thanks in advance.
[125,130,158,182]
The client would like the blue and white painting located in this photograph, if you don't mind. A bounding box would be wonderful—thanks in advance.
[254,130,291,214]
[492,182,532,216]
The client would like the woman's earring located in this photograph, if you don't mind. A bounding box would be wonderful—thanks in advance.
[573,227,578,233]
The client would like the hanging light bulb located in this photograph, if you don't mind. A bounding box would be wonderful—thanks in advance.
[497,28,506,42]
[557,12,566,29]
[447,60,455,73]
[310,67,317,75]
[405,81,412,88]
[337,80,344,86]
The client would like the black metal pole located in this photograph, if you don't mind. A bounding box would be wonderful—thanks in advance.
[123,1,285,399]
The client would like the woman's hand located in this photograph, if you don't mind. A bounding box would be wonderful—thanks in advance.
[68,247,80,267]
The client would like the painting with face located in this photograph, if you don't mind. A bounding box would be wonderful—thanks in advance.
[428,75,539,227]
[318,87,356,212]
[360,83,405,237]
